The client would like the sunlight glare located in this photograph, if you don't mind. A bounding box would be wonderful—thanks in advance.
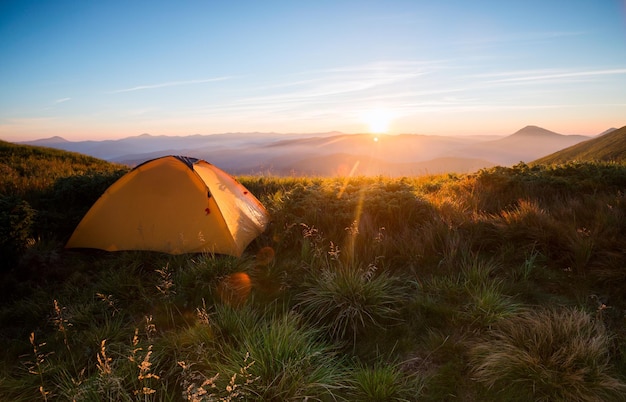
[362,109,393,134]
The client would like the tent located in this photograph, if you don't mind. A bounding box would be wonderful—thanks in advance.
[65,156,269,256]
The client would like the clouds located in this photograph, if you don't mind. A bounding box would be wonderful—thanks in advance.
[109,77,231,94]
[192,61,440,117]
[479,68,626,85]
[96,59,626,135]
[240,62,618,118]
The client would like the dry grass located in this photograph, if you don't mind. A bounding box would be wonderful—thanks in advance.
[470,308,626,401]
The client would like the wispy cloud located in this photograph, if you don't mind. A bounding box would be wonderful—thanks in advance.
[454,30,586,47]
[230,61,437,107]
[484,68,626,84]
[53,97,71,104]
[109,77,231,93]
[173,60,448,121]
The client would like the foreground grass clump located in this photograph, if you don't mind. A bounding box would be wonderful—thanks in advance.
[2,148,626,401]
[174,308,347,400]
[298,263,407,343]
[350,360,424,401]
[415,256,520,332]
[226,312,346,400]
[470,308,626,401]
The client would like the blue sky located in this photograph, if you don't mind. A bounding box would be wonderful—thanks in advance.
[1,0,625,141]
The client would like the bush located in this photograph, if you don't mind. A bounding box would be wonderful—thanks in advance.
[0,196,35,271]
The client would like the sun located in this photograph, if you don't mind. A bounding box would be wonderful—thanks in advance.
[362,109,393,134]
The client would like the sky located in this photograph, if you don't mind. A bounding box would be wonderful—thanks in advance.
[1,0,625,142]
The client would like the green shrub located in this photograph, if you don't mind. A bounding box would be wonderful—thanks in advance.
[0,196,35,271]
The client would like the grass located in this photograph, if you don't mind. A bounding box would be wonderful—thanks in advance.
[1,142,626,400]
[469,308,626,401]
[226,312,346,400]
[297,262,408,345]
[350,360,424,401]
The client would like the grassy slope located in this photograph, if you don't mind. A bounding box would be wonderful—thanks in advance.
[1,143,626,401]
[0,140,126,197]
[0,141,128,239]
[532,125,626,165]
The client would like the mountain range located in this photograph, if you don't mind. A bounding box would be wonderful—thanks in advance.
[18,125,619,176]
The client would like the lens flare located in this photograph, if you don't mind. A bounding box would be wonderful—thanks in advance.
[218,272,252,307]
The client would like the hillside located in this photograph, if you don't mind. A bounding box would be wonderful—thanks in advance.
[532,125,626,164]
[2,149,626,400]
[0,140,125,197]
[0,141,127,248]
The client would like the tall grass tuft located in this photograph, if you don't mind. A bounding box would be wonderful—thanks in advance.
[85,339,132,401]
[349,360,424,401]
[26,332,51,401]
[470,307,626,401]
[129,328,160,399]
[416,256,518,331]
[297,262,407,344]
[177,353,257,401]
[214,311,348,400]
[211,303,260,345]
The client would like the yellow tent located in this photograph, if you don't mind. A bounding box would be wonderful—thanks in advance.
[65,156,269,256]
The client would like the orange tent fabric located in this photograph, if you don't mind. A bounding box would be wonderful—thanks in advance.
[66,156,269,256]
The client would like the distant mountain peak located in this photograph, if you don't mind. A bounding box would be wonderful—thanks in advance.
[511,126,560,137]
[29,136,69,143]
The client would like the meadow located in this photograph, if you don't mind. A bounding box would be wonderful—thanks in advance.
[2,140,626,401]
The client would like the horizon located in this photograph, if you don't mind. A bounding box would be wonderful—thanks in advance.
[1,1,626,142]
[12,123,619,144]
